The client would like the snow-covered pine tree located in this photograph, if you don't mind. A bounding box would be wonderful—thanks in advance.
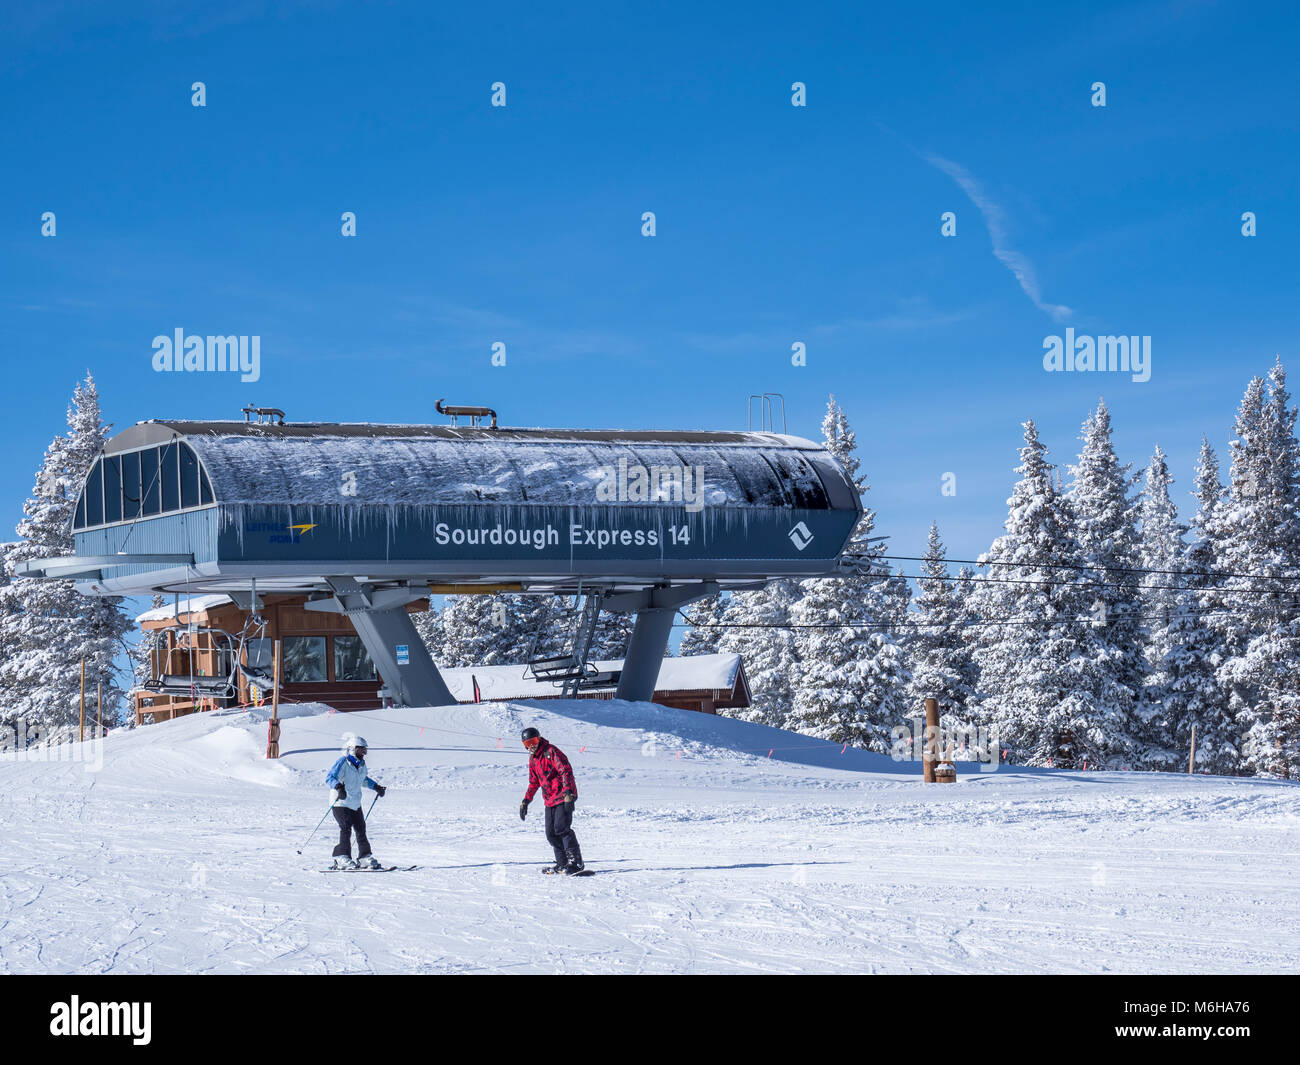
[1065,399,1143,765]
[1215,361,1300,778]
[1134,446,1186,768]
[432,593,573,668]
[907,522,977,735]
[787,395,908,748]
[953,564,984,726]
[588,607,638,661]
[411,601,443,662]
[1207,376,1272,758]
[0,374,133,729]
[718,579,801,728]
[429,595,514,669]
[971,420,1118,768]
[1162,438,1237,773]
[679,592,730,657]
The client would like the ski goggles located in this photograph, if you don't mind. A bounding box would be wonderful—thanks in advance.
[523,736,541,750]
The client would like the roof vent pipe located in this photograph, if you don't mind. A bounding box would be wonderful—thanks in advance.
[436,399,498,429]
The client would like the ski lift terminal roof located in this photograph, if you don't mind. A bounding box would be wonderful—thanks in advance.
[57,415,865,598]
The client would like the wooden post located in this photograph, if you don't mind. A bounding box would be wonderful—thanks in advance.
[1188,723,1196,775]
[923,697,938,783]
[266,639,282,759]
[79,659,85,743]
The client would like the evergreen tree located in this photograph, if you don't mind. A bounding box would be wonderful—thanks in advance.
[1162,438,1237,773]
[1134,446,1186,767]
[972,420,1120,768]
[1066,399,1143,763]
[907,522,977,731]
[788,396,908,747]
[718,579,801,728]
[0,376,133,729]
[1214,362,1300,777]
[680,592,730,657]
[411,601,443,662]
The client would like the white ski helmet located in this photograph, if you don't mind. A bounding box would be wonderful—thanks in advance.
[342,733,369,754]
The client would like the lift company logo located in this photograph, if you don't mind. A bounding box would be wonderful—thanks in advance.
[242,521,317,544]
[49,996,151,1045]
[788,521,815,551]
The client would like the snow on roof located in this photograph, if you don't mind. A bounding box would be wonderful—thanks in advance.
[135,594,233,623]
[439,653,743,702]
[181,432,836,510]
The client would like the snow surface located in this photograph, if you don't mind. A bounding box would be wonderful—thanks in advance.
[2,699,1297,974]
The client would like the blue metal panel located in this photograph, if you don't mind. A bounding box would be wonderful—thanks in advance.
[216,503,857,569]
[73,508,219,582]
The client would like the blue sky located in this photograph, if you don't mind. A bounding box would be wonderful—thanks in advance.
[2,0,1297,570]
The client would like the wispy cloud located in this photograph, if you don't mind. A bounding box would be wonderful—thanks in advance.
[923,152,1073,322]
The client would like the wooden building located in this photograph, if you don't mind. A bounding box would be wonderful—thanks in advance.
[134,593,428,723]
[134,596,750,724]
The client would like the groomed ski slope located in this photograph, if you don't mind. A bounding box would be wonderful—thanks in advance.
[2,699,1298,974]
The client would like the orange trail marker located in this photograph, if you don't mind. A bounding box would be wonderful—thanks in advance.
[580,746,587,753]
[676,749,682,759]
[841,744,847,754]
[767,749,773,758]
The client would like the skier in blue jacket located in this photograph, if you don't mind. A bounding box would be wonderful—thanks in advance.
[325,733,387,869]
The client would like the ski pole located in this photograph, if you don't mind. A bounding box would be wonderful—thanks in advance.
[365,793,380,821]
[296,805,335,854]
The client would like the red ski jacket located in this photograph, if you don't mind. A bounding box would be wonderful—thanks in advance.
[525,740,577,807]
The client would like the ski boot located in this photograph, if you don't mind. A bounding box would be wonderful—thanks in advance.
[359,856,384,870]
[332,856,359,870]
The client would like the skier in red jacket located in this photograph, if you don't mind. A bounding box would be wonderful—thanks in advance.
[518,727,584,874]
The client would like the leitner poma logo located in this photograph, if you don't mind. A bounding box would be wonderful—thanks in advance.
[50,996,151,1045]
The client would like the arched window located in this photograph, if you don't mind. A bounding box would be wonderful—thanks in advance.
[73,441,215,531]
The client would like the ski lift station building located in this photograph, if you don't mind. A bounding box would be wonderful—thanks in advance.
[18,408,864,712]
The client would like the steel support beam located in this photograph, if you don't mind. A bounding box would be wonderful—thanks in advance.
[610,583,718,703]
[304,579,454,707]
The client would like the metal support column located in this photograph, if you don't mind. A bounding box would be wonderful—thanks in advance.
[304,579,455,708]
[605,583,719,704]
[348,607,455,708]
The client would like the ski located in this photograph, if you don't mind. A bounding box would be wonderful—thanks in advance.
[542,866,595,876]
[321,864,418,873]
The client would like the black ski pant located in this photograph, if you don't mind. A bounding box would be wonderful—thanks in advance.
[332,805,372,859]
[544,801,582,868]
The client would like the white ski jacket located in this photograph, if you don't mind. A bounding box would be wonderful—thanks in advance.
[325,754,379,811]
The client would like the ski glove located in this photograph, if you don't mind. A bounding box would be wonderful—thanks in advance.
[332,784,346,801]
[519,800,530,821]
[373,784,386,797]
[560,792,576,809]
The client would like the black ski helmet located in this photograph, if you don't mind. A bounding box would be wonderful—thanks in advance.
[521,727,541,744]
